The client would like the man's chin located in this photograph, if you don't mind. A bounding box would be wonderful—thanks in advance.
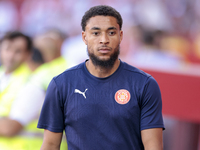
[97,56,110,61]
[88,45,120,68]
[5,64,20,73]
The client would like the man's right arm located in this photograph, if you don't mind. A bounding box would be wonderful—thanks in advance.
[40,129,63,150]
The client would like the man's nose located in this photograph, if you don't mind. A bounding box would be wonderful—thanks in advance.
[7,49,16,60]
[100,33,109,44]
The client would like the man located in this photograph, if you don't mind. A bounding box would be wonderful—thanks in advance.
[0,31,33,149]
[38,5,164,150]
[9,29,68,149]
[28,29,68,90]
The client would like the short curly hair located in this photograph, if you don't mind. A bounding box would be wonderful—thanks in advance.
[81,5,123,31]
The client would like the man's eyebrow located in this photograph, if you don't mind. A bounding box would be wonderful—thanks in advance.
[108,27,117,30]
[90,27,117,30]
[91,27,101,30]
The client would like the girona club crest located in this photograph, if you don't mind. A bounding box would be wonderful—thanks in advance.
[115,89,131,105]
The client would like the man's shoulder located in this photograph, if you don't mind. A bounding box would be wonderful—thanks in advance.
[122,61,151,78]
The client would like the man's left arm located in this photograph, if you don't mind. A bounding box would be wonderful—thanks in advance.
[0,83,45,137]
[140,76,164,150]
[0,118,23,137]
[141,128,163,150]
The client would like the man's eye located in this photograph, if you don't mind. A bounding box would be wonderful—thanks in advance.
[109,31,116,36]
[92,32,100,36]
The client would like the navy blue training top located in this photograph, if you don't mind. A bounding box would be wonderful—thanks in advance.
[38,60,164,150]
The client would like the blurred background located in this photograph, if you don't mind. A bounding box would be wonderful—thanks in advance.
[0,0,200,149]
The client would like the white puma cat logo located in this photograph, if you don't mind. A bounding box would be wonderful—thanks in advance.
[74,88,88,99]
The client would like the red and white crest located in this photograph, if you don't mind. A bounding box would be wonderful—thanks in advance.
[115,89,131,105]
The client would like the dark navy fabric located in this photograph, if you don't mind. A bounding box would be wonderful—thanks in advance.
[38,60,164,150]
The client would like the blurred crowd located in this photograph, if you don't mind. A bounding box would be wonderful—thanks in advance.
[0,0,200,65]
[0,0,200,150]
[0,30,68,149]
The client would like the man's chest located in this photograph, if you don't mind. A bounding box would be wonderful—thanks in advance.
[0,73,11,92]
[63,81,141,124]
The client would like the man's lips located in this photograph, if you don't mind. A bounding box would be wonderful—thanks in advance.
[98,47,111,53]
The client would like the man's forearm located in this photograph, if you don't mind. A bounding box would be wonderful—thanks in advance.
[40,143,60,150]
[40,130,63,150]
[141,128,163,150]
[0,118,23,137]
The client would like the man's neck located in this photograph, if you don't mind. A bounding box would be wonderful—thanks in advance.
[5,70,13,75]
[85,59,120,78]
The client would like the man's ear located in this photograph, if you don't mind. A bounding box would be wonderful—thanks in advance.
[82,31,87,45]
[120,30,123,43]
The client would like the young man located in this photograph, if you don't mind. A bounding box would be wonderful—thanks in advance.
[38,5,164,150]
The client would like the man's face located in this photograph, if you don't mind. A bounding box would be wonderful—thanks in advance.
[34,34,58,63]
[0,37,29,73]
[82,16,123,68]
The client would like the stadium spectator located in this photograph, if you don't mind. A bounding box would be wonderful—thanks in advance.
[10,28,69,149]
[0,31,33,149]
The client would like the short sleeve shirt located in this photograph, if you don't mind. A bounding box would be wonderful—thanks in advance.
[38,60,164,150]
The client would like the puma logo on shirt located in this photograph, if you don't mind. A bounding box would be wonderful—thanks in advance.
[74,88,88,99]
